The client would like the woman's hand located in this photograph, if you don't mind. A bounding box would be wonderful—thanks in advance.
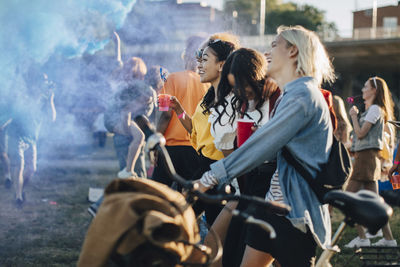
[192,179,212,193]
[251,124,259,133]
[168,96,184,114]
[349,106,359,118]
[388,163,399,180]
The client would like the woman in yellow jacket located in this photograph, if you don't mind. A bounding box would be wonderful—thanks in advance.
[169,34,239,225]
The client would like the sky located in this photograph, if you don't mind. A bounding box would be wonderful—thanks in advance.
[183,0,399,37]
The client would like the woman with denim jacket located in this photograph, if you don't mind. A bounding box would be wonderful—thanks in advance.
[344,76,396,248]
[196,25,336,267]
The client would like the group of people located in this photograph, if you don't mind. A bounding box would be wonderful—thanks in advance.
[2,23,395,267]
[141,26,398,266]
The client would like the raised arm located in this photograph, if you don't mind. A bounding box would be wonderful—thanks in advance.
[349,106,372,139]
[169,96,193,133]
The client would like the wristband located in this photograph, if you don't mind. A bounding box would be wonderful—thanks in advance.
[200,171,218,188]
[395,161,400,165]
[177,111,186,119]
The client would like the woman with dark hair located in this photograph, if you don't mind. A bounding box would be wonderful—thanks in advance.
[205,48,280,267]
[210,48,279,157]
[168,35,239,225]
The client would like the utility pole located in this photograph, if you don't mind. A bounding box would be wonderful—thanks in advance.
[259,0,266,36]
[371,0,377,38]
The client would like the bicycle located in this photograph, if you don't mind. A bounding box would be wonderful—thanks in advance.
[315,190,393,267]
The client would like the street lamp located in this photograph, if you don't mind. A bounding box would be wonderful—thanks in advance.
[371,0,377,38]
[232,10,238,33]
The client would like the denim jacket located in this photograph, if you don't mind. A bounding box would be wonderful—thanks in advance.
[209,77,332,248]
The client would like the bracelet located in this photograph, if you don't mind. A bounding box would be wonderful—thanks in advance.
[177,111,186,119]
[395,161,400,165]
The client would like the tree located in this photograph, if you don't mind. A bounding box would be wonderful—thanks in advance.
[265,3,336,35]
[224,1,337,37]
[224,0,280,35]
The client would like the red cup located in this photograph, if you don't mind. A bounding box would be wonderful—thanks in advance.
[391,174,400,190]
[237,119,255,147]
[158,94,171,111]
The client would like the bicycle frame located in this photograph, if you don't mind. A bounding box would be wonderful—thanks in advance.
[316,222,346,267]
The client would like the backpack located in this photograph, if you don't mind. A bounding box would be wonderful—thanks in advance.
[282,136,352,203]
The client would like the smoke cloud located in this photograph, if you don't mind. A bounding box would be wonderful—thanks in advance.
[0,0,136,147]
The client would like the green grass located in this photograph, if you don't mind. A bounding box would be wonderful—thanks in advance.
[0,140,399,266]
[320,206,400,266]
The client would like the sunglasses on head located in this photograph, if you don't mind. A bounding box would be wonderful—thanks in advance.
[195,49,204,60]
[208,39,222,45]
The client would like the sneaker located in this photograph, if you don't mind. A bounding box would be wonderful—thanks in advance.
[87,205,97,217]
[117,168,137,179]
[15,192,26,208]
[4,178,12,189]
[372,238,397,247]
[344,237,371,248]
[366,229,383,239]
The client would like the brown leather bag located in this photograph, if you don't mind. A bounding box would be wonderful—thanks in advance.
[78,178,201,267]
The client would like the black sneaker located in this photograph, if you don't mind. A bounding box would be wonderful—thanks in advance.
[87,205,97,217]
[5,178,12,189]
[15,192,26,208]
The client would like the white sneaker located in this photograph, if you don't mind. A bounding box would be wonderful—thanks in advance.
[371,238,397,247]
[117,168,137,179]
[344,237,371,248]
[366,229,383,239]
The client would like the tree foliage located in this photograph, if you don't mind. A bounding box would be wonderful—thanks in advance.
[224,0,337,36]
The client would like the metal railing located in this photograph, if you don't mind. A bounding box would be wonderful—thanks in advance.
[353,26,400,40]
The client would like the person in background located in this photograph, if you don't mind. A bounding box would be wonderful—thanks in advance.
[332,95,353,148]
[109,56,156,178]
[104,81,152,179]
[345,76,397,248]
[7,69,56,206]
[197,25,336,266]
[92,111,108,148]
[388,141,400,179]
[0,101,12,188]
[152,35,208,186]
[145,65,167,95]
[87,81,151,217]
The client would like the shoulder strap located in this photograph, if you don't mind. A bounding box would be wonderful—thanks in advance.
[281,146,315,186]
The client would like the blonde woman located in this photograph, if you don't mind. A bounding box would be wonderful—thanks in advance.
[197,25,335,266]
[345,76,396,248]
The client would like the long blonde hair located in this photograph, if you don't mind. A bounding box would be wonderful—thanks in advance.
[332,95,352,144]
[277,25,336,86]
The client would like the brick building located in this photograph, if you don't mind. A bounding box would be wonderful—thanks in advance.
[353,2,400,39]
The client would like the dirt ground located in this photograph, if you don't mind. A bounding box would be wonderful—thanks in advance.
[0,138,120,266]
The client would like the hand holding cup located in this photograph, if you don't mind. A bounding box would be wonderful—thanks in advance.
[157,94,171,111]
[349,106,359,117]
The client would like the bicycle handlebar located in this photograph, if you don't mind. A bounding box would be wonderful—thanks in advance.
[147,133,291,217]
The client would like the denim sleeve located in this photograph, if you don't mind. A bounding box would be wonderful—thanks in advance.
[210,96,310,184]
